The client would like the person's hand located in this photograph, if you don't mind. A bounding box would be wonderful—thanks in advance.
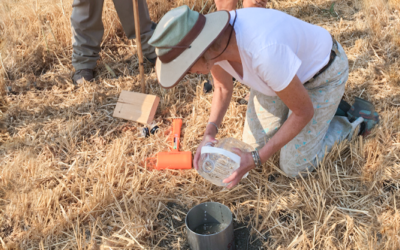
[243,0,268,8]
[193,135,218,170]
[223,148,255,189]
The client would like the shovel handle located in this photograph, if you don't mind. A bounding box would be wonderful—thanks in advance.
[133,0,145,93]
[172,119,182,152]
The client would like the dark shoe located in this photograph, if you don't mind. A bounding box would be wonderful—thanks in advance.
[72,69,94,85]
[347,97,379,136]
[335,99,351,116]
[203,79,213,93]
[145,56,157,66]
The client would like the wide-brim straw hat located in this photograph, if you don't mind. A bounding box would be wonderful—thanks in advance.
[148,6,230,88]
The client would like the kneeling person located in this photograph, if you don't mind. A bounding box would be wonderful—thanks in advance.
[148,6,366,188]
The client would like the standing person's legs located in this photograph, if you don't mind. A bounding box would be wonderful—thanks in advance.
[215,0,238,11]
[242,89,289,150]
[215,0,267,11]
[113,0,156,60]
[280,42,358,177]
[71,0,105,71]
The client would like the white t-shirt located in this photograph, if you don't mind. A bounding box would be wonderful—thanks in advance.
[215,8,332,96]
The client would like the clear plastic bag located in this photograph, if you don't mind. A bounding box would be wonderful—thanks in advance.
[197,138,254,186]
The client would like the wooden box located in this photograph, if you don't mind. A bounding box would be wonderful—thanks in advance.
[113,90,160,124]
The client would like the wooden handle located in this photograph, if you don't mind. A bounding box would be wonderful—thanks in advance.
[172,119,182,152]
[133,0,146,93]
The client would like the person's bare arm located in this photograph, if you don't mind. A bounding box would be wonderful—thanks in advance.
[206,65,234,136]
[193,65,234,170]
[257,75,314,163]
[243,0,267,8]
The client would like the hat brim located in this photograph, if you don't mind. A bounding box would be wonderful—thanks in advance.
[155,11,230,89]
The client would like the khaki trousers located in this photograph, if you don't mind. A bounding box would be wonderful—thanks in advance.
[242,42,359,178]
[71,0,156,70]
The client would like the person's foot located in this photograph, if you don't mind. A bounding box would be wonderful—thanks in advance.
[203,79,213,93]
[347,97,379,136]
[335,99,351,117]
[145,56,157,66]
[72,69,94,84]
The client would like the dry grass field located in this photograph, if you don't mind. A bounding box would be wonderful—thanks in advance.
[0,0,400,249]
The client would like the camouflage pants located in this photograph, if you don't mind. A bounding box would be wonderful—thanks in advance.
[242,42,357,177]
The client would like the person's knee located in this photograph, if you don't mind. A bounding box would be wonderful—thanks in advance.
[242,131,265,150]
[279,149,318,178]
[279,160,316,178]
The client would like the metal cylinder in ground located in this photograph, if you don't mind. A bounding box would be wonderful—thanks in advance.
[186,202,235,250]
